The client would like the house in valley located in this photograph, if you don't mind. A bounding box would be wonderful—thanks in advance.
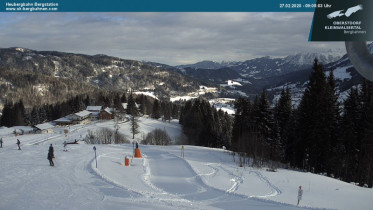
[34,122,55,134]
[98,107,114,120]
[86,106,102,119]
[69,110,92,124]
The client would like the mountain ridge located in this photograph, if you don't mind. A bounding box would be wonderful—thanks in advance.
[0,47,200,108]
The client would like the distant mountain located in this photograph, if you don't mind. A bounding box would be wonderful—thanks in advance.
[266,43,373,106]
[176,50,345,80]
[166,50,345,99]
[0,47,200,108]
[177,60,226,70]
[182,67,242,83]
[1,44,368,109]
[144,61,180,72]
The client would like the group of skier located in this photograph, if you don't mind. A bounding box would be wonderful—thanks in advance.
[0,138,21,150]
[0,137,67,167]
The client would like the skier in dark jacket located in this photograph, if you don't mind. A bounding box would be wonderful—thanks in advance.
[48,144,54,166]
[0,137,3,148]
[16,139,21,150]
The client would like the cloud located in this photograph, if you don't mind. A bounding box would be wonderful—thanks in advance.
[0,13,344,65]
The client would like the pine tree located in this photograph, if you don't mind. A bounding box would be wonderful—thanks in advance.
[38,106,47,123]
[130,114,139,139]
[30,107,40,126]
[231,98,252,151]
[71,95,86,113]
[357,80,373,187]
[199,100,216,147]
[138,95,147,115]
[127,93,138,116]
[171,103,179,119]
[163,102,172,122]
[121,93,127,103]
[221,111,233,148]
[256,90,275,161]
[113,93,123,111]
[84,95,90,107]
[13,100,26,126]
[0,102,13,127]
[341,87,361,182]
[152,99,161,119]
[326,70,342,173]
[296,59,339,174]
[274,88,292,163]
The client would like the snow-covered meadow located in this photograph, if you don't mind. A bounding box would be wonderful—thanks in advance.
[0,117,372,210]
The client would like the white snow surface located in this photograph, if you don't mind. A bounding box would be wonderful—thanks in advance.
[170,96,197,102]
[134,91,159,100]
[1,117,372,210]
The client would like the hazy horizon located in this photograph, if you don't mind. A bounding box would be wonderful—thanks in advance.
[0,13,345,65]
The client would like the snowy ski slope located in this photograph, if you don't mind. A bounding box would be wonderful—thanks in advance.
[0,118,372,210]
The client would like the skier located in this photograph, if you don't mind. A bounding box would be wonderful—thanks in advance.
[48,144,54,166]
[0,137,3,148]
[297,185,303,206]
[16,139,21,150]
[181,145,184,158]
[63,141,67,151]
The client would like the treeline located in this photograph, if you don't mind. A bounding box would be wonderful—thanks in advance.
[0,91,181,127]
[1,95,90,127]
[179,99,232,148]
[232,59,373,187]
[179,59,373,187]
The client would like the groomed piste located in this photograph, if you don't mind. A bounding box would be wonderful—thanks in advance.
[0,117,372,210]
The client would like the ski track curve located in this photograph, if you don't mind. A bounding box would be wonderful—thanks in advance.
[181,149,282,199]
[142,148,302,210]
[248,170,282,198]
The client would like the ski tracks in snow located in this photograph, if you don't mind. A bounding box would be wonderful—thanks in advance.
[203,163,244,194]
[90,146,287,210]
[188,158,282,199]
[248,170,282,198]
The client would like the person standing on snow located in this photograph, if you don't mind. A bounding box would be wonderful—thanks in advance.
[63,141,67,151]
[0,137,3,148]
[297,185,303,205]
[16,139,21,150]
[48,144,54,166]
[181,145,184,158]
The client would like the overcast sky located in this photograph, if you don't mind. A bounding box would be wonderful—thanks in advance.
[0,13,345,65]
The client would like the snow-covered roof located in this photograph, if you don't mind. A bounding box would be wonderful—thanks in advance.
[54,117,71,123]
[103,107,113,115]
[74,110,92,117]
[86,106,102,111]
[34,122,55,130]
